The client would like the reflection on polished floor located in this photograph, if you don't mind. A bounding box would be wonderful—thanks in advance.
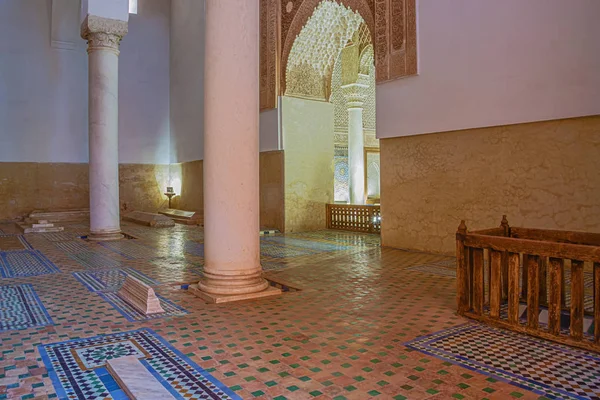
[0,221,599,400]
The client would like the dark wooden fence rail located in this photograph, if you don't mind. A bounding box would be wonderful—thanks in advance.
[326,204,381,234]
[456,216,600,352]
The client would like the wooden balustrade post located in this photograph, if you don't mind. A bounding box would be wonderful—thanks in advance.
[570,260,584,341]
[539,257,548,306]
[500,215,510,237]
[490,250,502,319]
[456,221,469,314]
[486,249,491,307]
[501,251,509,300]
[507,252,521,325]
[548,258,564,336]
[469,247,474,310]
[472,248,485,315]
[522,254,529,299]
[499,216,510,302]
[595,262,600,344]
[527,255,540,330]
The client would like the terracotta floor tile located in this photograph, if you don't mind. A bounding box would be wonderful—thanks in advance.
[0,223,597,399]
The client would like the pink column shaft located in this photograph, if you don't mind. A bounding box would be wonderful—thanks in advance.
[199,0,268,295]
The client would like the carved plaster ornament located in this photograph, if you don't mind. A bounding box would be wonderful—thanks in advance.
[286,0,363,100]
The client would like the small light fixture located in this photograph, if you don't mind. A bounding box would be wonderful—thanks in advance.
[164,187,176,209]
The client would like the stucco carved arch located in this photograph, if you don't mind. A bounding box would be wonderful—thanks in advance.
[281,0,375,95]
[359,44,374,75]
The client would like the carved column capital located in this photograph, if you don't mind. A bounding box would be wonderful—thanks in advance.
[81,15,128,55]
[342,81,368,109]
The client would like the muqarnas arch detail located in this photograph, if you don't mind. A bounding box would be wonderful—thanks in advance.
[259,0,417,109]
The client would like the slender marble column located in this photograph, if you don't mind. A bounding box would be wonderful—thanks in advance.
[191,0,278,302]
[344,83,368,205]
[81,16,127,241]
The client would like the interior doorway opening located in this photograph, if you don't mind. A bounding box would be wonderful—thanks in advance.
[281,0,379,212]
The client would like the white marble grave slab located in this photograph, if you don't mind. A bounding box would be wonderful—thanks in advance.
[107,356,175,400]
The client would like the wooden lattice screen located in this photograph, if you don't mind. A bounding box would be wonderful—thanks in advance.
[326,204,381,234]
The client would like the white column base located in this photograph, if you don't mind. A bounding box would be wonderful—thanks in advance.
[88,230,123,241]
[189,284,281,304]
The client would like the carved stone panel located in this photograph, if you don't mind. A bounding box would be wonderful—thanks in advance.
[373,0,416,81]
[374,0,389,81]
[260,0,279,111]
[388,0,417,79]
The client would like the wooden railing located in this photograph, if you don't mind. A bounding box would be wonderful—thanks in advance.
[326,204,381,234]
[456,216,600,352]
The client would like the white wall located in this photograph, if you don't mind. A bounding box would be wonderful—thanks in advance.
[120,0,170,164]
[0,0,170,164]
[260,108,280,152]
[377,0,600,139]
[169,0,205,163]
[0,0,88,162]
[170,0,280,163]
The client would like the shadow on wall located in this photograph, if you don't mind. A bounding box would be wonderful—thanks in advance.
[167,151,285,232]
[0,155,285,230]
[0,162,172,220]
[169,160,203,214]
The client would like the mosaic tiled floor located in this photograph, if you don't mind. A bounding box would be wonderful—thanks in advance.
[69,251,123,269]
[73,267,188,322]
[0,221,597,400]
[39,328,239,399]
[98,291,189,322]
[73,267,159,292]
[0,250,60,278]
[0,284,53,331]
[405,323,600,399]
[0,235,33,251]
[406,259,456,277]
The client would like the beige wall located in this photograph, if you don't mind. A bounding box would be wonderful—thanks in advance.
[119,164,171,212]
[166,151,285,231]
[282,97,334,232]
[169,160,203,213]
[0,163,170,220]
[0,155,285,228]
[380,116,600,255]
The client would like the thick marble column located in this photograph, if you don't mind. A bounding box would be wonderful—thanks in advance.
[190,0,280,303]
[343,82,368,205]
[81,16,127,241]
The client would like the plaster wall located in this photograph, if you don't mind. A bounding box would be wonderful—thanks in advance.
[377,0,600,139]
[380,116,600,255]
[282,97,334,232]
[0,162,170,220]
[169,0,280,163]
[168,151,285,231]
[120,0,171,164]
[0,0,170,164]
[169,0,206,163]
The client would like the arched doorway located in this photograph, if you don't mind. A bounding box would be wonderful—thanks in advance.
[280,0,379,232]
